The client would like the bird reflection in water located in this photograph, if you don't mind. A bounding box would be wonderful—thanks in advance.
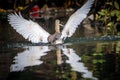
[10,46,50,71]
[10,44,97,80]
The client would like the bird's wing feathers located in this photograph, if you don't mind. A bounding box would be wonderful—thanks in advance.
[60,0,94,39]
[8,12,50,43]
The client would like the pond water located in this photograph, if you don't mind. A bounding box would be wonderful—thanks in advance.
[0,17,120,80]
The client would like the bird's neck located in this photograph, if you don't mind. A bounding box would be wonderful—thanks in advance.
[55,19,60,33]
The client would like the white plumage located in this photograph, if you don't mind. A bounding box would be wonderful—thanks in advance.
[8,0,94,44]
[60,0,94,40]
[8,12,50,43]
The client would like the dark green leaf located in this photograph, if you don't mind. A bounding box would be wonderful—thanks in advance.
[114,1,119,9]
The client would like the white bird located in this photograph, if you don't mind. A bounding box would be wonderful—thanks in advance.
[8,0,94,44]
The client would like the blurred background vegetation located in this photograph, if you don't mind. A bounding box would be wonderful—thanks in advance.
[0,0,120,36]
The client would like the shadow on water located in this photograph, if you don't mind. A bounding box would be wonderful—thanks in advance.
[0,18,120,80]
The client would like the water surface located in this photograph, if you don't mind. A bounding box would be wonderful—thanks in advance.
[0,17,120,80]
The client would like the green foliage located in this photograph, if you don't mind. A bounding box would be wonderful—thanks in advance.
[92,52,106,64]
[93,59,106,64]
[114,1,119,9]
[93,52,103,56]
[97,0,120,35]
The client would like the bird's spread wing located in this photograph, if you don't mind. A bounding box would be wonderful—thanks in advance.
[60,0,94,39]
[8,12,50,43]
